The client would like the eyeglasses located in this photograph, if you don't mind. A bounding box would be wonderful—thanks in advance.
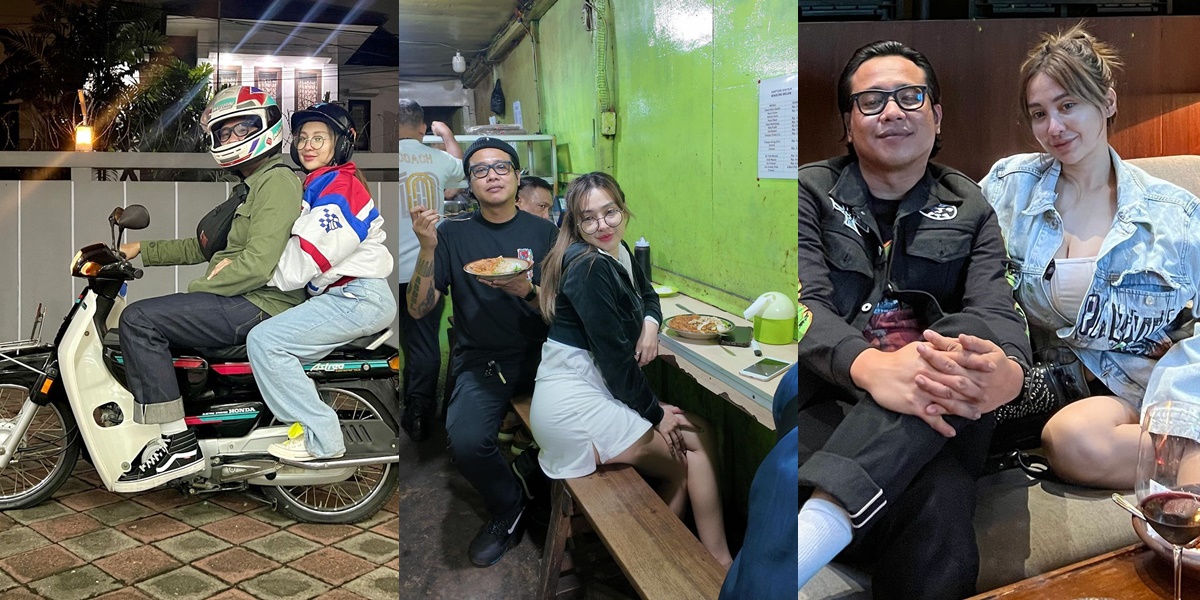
[469,161,515,179]
[213,118,262,144]
[849,85,929,116]
[579,208,624,234]
[294,135,327,150]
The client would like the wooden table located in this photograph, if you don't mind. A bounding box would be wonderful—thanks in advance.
[967,544,1192,599]
[657,293,796,431]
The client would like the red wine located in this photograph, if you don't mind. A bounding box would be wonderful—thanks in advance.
[1142,491,1200,546]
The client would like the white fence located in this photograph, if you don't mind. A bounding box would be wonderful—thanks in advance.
[0,152,402,346]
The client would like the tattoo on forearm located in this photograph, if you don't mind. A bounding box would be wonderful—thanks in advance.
[408,257,436,315]
[414,257,433,277]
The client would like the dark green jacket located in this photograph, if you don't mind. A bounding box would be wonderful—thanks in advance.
[141,155,305,315]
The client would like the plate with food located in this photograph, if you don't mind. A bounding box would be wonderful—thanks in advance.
[666,314,734,340]
[464,256,533,280]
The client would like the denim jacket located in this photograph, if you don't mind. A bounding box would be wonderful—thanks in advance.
[981,148,1200,409]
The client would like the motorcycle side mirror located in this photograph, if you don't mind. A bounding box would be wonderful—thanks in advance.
[108,207,124,228]
[118,205,150,230]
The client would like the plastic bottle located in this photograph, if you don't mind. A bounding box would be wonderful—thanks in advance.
[634,236,652,282]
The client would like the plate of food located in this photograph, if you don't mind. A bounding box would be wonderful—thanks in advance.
[666,314,734,340]
[464,256,533,280]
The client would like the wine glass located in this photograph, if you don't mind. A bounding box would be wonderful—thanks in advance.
[1136,400,1200,600]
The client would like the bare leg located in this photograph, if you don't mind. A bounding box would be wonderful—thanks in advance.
[676,412,733,568]
[1041,395,1141,489]
[605,429,688,517]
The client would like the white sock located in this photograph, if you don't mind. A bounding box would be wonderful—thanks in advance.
[798,498,853,588]
[160,419,187,436]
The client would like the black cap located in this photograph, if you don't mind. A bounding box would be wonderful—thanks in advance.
[462,137,520,174]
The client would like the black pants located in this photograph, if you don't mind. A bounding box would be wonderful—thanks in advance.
[398,282,445,420]
[798,366,992,600]
[445,355,537,521]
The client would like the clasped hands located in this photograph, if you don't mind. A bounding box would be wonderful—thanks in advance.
[853,330,1024,438]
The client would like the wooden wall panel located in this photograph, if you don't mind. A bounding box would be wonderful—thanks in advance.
[799,17,1200,181]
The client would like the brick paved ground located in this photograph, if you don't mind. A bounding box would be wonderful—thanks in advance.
[0,461,399,600]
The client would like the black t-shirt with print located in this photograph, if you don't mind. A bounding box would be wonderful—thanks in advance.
[434,209,558,370]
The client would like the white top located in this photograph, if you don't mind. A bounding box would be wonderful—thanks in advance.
[1049,256,1098,324]
[396,138,465,283]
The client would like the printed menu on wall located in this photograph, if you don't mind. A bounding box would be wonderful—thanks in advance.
[758,74,798,179]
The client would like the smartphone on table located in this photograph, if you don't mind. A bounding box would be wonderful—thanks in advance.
[739,357,794,381]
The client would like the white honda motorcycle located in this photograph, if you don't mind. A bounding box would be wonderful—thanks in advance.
[0,205,399,523]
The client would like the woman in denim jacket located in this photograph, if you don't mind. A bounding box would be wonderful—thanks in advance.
[982,25,1200,488]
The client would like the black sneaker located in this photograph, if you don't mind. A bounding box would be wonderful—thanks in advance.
[468,506,525,567]
[400,412,430,443]
[113,430,205,493]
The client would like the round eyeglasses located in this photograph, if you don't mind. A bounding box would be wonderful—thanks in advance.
[579,208,624,234]
[294,135,328,150]
[849,85,929,116]
[469,161,515,179]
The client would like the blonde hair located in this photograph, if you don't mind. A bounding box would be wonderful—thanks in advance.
[538,172,633,323]
[1020,23,1122,128]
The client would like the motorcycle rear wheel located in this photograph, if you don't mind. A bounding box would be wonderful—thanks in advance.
[261,386,398,524]
[0,385,80,510]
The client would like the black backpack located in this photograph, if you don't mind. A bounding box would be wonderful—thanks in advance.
[196,163,292,261]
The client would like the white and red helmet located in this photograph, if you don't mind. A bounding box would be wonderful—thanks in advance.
[200,86,284,168]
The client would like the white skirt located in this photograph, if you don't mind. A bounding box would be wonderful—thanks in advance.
[530,339,653,479]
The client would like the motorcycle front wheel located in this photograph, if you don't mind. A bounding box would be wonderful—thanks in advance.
[261,386,398,524]
[0,385,80,510]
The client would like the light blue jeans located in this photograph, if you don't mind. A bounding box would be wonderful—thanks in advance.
[246,278,397,457]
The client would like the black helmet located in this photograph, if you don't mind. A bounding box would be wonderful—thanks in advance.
[290,103,358,169]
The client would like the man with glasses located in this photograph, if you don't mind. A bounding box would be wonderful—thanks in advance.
[797,42,1030,598]
[396,99,463,442]
[408,137,557,567]
[113,86,304,492]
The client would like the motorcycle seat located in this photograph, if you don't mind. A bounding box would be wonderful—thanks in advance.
[102,328,394,363]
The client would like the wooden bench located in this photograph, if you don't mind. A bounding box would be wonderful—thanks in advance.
[510,394,726,600]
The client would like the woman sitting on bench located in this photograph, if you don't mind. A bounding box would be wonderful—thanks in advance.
[530,171,732,568]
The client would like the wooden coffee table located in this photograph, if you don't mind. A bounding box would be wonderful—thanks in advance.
[967,544,1197,599]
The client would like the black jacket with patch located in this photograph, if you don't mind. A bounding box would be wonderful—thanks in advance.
[797,155,1031,395]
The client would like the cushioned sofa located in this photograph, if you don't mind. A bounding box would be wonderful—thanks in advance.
[800,155,1200,599]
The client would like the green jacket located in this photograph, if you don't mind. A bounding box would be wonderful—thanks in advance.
[141,155,306,316]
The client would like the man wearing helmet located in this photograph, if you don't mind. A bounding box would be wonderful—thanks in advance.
[114,86,305,492]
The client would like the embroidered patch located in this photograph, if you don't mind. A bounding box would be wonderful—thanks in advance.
[920,204,958,221]
[830,199,866,236]
[798,302,813,343]
[319,208,343,232]
[517,248,534,280]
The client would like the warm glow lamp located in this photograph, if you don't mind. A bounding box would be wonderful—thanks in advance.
[75,89,93,152]
[75,126,94,152]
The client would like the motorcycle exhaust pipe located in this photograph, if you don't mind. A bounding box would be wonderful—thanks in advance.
[275,453,399,470]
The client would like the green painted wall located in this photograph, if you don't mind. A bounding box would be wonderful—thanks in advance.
[536,0,797,314]
[489,36,542,133]
[539,0,601,179]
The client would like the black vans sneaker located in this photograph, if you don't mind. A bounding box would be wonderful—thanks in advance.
[468,505,525,567]
[113,430,205,493]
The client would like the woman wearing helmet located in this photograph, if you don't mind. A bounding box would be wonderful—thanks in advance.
[243,102,397,461]
[113,86,304,493]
